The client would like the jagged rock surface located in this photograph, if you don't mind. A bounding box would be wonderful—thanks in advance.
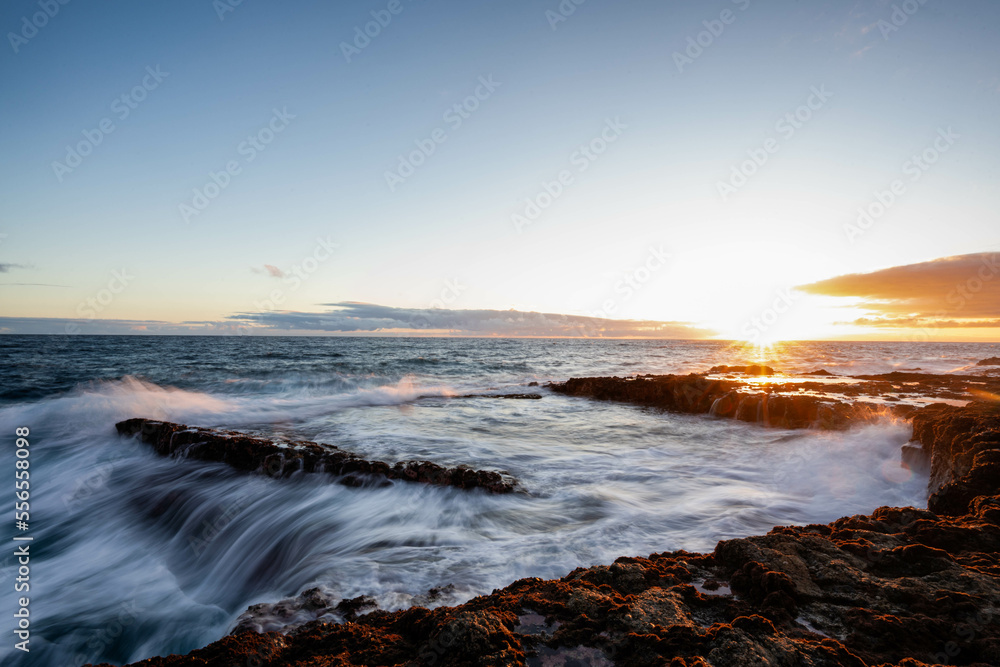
[115,418,516,494]
[549,374,902,430]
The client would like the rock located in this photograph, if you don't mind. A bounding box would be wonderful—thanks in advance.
[231,588,342,634]
[909,402,1000,494]
[456,393,542,400]
[115,419,516,494]
[977,357,1000,366]
[802,369,835,376]
[552,371,1000,431]
[550,375,888,430]
[334,595,379,622]
[709,365,777,375]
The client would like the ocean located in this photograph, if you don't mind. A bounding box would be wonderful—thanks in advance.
[2,336,998,666]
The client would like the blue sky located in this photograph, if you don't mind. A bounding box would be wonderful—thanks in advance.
[1,0,998,339]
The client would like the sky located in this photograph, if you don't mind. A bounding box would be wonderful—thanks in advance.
[0,0,998,340]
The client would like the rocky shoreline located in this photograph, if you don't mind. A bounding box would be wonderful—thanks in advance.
[95,372,1000,667]
[550,374,904,430]
[550,369,1000,431]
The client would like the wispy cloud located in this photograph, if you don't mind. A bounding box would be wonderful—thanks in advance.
[0,283,70,288]
[851,43,875,58]
[251,264,285,278]
[0,263,32,273]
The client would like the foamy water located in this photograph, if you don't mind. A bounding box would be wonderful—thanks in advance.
[1,336,994,666]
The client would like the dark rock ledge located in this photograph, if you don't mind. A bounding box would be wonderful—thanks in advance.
[550,371,1000,429]
[550,374,911,430]
[115,418,516,494]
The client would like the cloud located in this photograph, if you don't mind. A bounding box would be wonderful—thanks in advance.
[848,317,1000,329]
[0,263,31,273]
[798,252,1000,327]
[251,264,285,278]
[0,304,715,338]
[0,283,69,287]
[230,302,715,338]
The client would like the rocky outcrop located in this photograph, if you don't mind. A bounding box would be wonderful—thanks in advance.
[98,405,1000,667]
[549,375,902,430]
[115,418,516,494]
[977,357,1000,366]
[708,365,777,375]
[550,371,1000,430]
[455,393,543,400]
[909,402,1000,512]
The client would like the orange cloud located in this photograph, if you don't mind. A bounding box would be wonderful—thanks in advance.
[798,252,1000,327]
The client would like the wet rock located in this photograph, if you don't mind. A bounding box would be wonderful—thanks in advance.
[977,357,1000,366]
[115,418,516,494]
[335,595,379,622]
[232,587,342,634]
[550,375,887,430]
[708,364,777,375]
[457,393,543,400]
[424,609,522,665]
[910,402,1000,494]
